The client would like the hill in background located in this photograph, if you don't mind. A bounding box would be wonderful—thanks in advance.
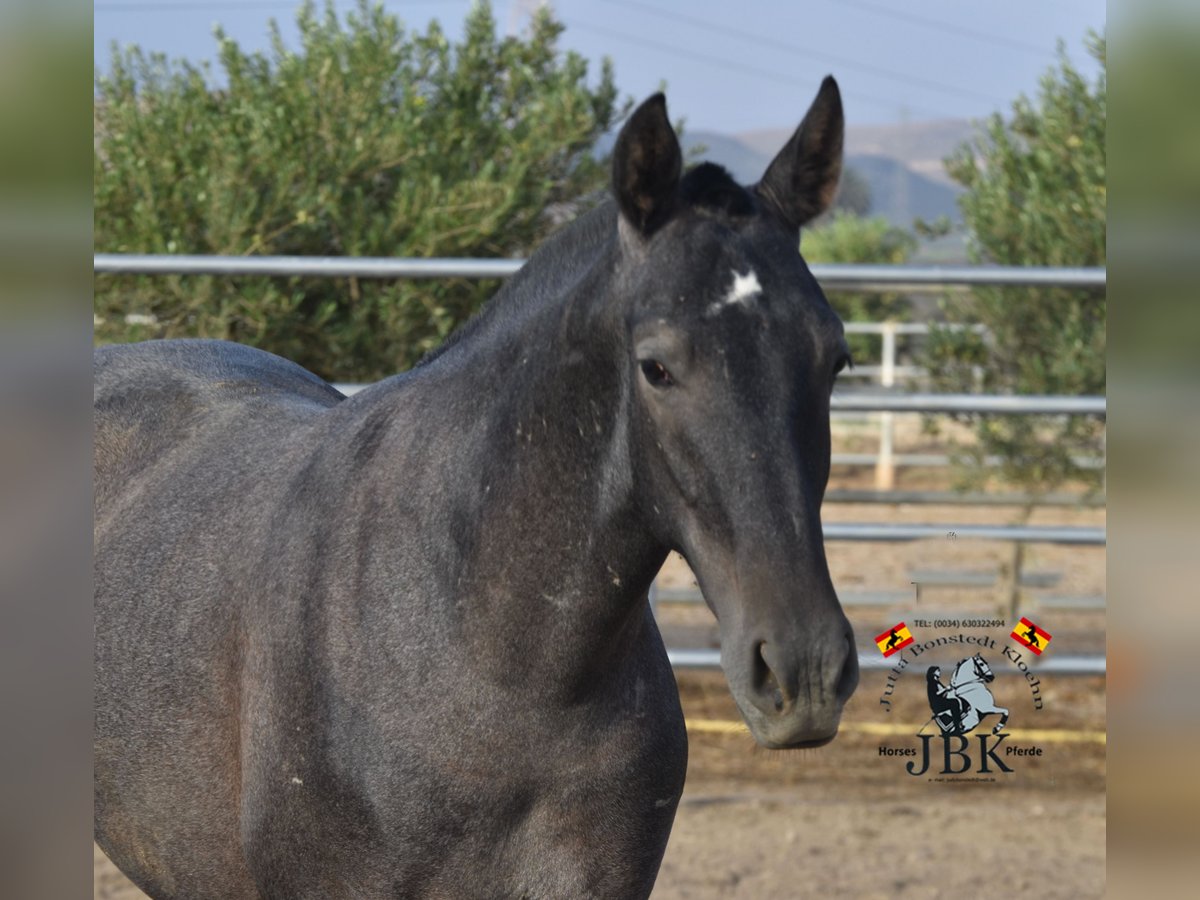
[683,119,975,234]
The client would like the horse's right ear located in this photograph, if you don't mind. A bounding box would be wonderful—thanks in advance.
[612,94,682,238]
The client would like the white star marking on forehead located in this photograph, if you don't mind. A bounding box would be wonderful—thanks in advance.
[706,268,762,316]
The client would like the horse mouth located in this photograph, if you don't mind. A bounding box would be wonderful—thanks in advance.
[766,731,838,751]
[746,714,842,751]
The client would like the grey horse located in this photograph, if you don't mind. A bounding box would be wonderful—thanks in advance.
[95,79,857,898]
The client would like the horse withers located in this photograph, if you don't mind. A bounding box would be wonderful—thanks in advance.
[94,77,858,898]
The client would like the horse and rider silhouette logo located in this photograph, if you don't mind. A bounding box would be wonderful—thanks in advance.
[923,653,1010,736]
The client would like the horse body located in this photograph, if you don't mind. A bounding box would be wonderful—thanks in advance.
[96,81,857,898]
[95,244,685,899]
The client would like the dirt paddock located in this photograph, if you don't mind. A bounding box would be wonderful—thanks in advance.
[656,671,1105,899]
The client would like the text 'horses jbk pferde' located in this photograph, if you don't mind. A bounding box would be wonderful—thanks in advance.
[94,78,858,899]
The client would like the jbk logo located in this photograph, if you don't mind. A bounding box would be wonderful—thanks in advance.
[877,640,1050,779]
[905,732,1013,776]
[909,654,1015,776]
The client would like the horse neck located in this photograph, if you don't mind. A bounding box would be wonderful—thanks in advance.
[954,659,986,685]
[384,209,666,691]
[418,202,618,369]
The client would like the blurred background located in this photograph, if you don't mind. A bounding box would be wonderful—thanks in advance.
[6,0,1200,896]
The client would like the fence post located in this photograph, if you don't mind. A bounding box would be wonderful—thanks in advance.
[1004,541,1027,621]
[875,322,897,490]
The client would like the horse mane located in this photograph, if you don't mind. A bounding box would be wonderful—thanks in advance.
[413,199,617,368]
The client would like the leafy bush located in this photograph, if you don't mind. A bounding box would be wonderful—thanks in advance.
[94,1,620,380]
[925,34,1106,492]
[801,213,916,362]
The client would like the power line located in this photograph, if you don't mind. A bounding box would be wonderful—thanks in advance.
[565,18,947,120]
[833,0,1051,56]
[94,1,461,12]
[95,1,332,10]
[600,0,1009,107]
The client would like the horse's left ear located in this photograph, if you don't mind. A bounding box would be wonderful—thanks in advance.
[612,93,682,238]
[755,76,844,231]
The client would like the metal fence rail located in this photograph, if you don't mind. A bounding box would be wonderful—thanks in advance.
[831,393,1105,415]
[830,451,1105,469]
[822,489,1105,507]
[822,523,1104,544]
[333,382,1105,417]
[94,254,525,280]
[93,254,1107,289]
[667,648,1105,674]
[95,256,1107,480]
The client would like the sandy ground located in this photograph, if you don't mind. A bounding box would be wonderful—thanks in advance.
[96,444,1106,898]
[653,671,1105,899]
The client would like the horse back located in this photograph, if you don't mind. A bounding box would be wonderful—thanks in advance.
[94,339,343,515]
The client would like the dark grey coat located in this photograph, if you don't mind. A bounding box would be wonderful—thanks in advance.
[95,82,856,899]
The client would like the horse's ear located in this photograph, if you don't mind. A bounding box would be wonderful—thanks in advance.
[612,93,682,237]
[755,76,844,231]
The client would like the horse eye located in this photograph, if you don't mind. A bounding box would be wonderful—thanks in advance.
[833,354,852,377]
[640,359,674,388]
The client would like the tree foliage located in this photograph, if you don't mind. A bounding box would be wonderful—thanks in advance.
[94,1,621,380]
[925,34,1106,491]
[801,213,916,362]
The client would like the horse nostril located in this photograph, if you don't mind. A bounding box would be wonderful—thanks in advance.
[755,642,788,714]
[835,634,859,702]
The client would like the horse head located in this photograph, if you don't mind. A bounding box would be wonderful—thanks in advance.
[973,653,995,683]
[600,79,857,748]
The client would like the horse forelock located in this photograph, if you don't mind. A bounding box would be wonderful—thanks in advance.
[678,163,757,219]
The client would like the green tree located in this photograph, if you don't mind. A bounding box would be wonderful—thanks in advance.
[925,33,1106,492]
[801,212,916,363]
[93,1,621,380]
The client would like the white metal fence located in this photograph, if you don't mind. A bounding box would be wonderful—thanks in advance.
[96,255,1108,488]
[93,254,1107,288]
[95,255,1107,674]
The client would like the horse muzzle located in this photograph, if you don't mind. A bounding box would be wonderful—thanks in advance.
[720,628,859,750]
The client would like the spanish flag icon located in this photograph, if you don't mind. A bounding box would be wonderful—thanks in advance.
[874,622,914,657]
[1011,617,1052,655]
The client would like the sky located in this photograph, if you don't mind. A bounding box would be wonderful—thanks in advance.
[93,0,1107,134]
